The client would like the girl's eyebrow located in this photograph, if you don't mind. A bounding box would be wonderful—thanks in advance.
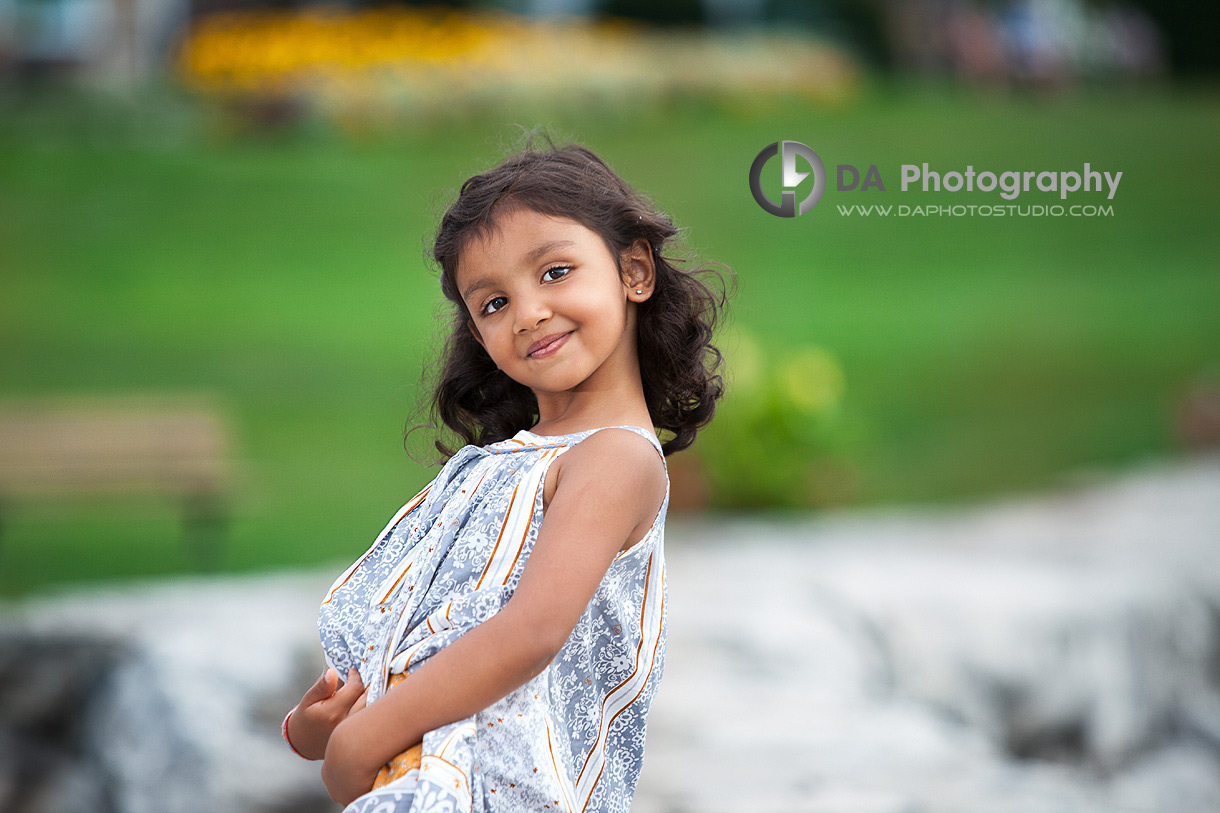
[461,276,495,302]
[524,239,576,264]
[461,239,577,301]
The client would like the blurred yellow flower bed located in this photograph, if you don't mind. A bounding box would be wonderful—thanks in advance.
[176,6,856,112]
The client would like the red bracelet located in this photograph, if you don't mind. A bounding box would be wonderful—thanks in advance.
[282,706,311,760]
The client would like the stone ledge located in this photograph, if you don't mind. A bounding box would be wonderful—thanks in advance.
[1,452,1218,813]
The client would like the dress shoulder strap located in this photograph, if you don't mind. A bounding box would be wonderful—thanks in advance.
[580,425,665,463]
[505,425,666,462]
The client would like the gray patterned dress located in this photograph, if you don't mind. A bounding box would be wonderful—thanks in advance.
[316,425,669,813]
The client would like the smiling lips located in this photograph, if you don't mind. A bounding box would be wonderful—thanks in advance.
[526,331,572,359]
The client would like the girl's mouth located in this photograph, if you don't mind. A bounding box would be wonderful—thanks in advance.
[527,331,572,359]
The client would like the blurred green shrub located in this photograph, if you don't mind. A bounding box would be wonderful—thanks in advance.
[690,329,860,510]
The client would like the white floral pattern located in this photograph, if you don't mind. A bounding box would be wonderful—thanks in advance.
[316,426,669,813]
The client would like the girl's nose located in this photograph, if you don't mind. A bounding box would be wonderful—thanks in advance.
[513,294,551,333]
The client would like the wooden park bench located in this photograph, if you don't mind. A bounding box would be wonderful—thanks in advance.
[0,394,233,566]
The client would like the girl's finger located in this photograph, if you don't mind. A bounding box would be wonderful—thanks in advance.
[351,687,370,714]
[301,667,339,704]
[336,668,365,700]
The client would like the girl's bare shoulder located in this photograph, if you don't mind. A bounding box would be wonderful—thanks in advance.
[542,427,666,515]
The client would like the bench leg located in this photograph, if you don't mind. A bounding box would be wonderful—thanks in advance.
[183,493,226,570]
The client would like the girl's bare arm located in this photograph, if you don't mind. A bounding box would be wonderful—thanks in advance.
[320,430,667,805]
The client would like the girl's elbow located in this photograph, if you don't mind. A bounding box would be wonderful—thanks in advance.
[521,627,567,676]
[502,614,571,676]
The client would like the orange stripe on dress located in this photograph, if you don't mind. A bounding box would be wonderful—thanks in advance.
[475,483,519,589]
[371,669,424,788]
[322,484,431,605]
[574,553,653,788]
[500,446,566,578]
[419,754,473,795]
[378,561,413,605]
[500,448,560,585]
[580,565,665,811]
[544,716,576,813]
[436,721,468,759]
[378,468,488,607]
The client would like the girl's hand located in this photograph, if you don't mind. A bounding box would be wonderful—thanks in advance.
[321,714,383,805]
[285,667,368,761]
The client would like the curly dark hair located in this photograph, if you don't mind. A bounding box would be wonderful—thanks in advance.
[414,131,732,459]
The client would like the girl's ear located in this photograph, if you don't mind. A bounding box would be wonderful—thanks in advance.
[621,238,656,302]
[467,319,486,350]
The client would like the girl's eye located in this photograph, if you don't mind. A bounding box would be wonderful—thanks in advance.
[482,296,508,315]
[542,265,572,282]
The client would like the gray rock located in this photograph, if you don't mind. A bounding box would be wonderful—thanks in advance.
[634,452,1220,812]
[1,452,1218,813]
[1,571,342,813]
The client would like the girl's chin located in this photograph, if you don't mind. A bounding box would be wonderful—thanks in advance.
[524,374,591,395]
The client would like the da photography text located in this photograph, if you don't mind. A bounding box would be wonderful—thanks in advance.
[750,141,1123,219]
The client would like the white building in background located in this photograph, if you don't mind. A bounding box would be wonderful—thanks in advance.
[0,0,189,87]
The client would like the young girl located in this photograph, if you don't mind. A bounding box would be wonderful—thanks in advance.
[282,136,729,813]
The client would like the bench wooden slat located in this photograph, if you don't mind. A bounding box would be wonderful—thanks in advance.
[0,395,233,564]
[0,407,229,498]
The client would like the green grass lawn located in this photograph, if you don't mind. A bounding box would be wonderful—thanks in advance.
[1,81,1218,595]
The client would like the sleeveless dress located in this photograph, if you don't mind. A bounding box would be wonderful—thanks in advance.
[316,425,670,813]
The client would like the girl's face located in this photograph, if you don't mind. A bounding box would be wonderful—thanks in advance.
[455,208,653,400]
